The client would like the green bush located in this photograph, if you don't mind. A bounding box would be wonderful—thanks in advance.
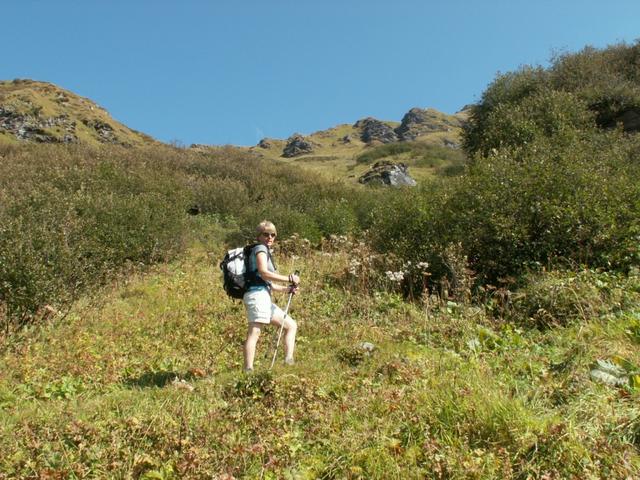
[0,144,188,330]
[370,131,640,291]
[312,198,359,237]
[191,176,249,218]
[463,66,550,156]
[463,41,640,157]
[470,90,596,154]
[180,148,373,243]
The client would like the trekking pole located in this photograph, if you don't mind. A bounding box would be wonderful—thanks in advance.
[269,270,299,370]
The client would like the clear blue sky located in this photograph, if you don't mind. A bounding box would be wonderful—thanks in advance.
[3,1,639,146]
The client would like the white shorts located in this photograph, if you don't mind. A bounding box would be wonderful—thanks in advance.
[243,289,284,324]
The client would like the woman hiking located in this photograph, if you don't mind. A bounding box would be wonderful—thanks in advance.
[243,220,300,372]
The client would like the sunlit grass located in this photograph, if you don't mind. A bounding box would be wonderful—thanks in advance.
[2,236,640,478]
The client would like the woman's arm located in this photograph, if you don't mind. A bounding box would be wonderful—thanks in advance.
[256,251,299,285]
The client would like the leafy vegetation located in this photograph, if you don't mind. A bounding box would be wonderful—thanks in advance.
[370,41,640,292]
[463,40,640,156]
[0,142,384,331]
[0,144,189,331]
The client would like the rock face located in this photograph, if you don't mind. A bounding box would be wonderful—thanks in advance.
[0,106,77,143]
[358,161,417,187]
[0,79,157,147]
[354,117,398,144]
[282,133,315,157]
[395,107,463,141]
[82,119,117,143]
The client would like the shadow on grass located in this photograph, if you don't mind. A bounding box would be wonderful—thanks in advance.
[124,370,197,389]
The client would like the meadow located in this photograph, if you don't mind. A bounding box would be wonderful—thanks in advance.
[2,229,640,479]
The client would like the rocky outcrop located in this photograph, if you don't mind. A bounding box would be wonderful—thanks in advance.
[0,106,77,143]
[358,161,417,187]
[0,103,120,144]
[282,133,315,157]
[395,107,463,141]
[82,119,118,143]
[0,79,158,147]
[354,117,398,144]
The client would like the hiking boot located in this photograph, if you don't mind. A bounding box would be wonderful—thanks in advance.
[244,367,254,374]
[284,358,295,366]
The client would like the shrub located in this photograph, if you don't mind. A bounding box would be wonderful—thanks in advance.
[471,89,596,154]
[191,176,249,218]
[370,131,640,292]
[464,41,640,157]
[0,144,188,331]
[463,66,550,156]
[181,148,373,243]
[312,198,359,237]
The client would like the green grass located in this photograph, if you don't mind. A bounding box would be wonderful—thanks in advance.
[2,228,639,479]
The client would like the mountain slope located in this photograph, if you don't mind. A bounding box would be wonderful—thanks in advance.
[0,79,158,147]
[1,78,468,184]
[245,108,469,183]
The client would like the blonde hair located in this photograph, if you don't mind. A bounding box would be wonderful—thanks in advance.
[256,220,277,237]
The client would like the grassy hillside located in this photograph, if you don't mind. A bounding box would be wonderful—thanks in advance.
[242,109,469,184]
[0,78,468,184]
[0,79,158,147]
[1,233,639,478]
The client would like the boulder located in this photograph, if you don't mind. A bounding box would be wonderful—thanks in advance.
[282,133,314,157]
[354,117,398,144]
[358,161,417,187]
[257,138,272,148]
[395,107,463,141]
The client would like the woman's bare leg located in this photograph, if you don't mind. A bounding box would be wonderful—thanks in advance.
[271,313,297,363]
[243,323,263,371]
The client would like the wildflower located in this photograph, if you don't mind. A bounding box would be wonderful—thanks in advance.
[385,270,405,282]
[349,259,361,275]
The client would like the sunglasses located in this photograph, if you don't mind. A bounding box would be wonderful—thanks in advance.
[261,232,277,238]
